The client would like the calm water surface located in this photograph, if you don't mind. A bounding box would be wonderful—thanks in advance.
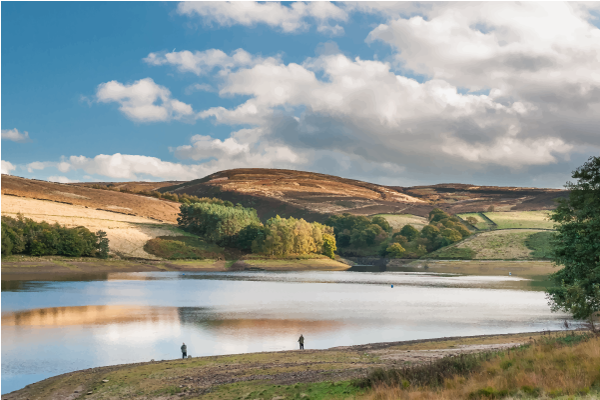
[1,270,568,394]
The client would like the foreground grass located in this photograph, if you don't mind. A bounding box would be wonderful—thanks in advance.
[363,333,597,400]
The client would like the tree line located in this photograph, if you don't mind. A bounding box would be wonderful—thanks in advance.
[1,214,109,258]
[325,209,472,259]
[177,203,336,258]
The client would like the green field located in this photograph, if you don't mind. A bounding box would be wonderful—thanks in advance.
[483,210,554,229]
[457,212,494,230]
[429,229,553,260]
[374,213,429,231]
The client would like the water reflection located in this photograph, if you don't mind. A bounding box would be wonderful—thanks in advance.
[2,305,179,327]
[2,270,565,395]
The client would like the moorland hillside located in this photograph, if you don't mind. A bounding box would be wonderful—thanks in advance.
[157,168,568,221]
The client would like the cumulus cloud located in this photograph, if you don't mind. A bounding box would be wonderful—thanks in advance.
[193,52,575,170]
[26,161,70,173]
[96,78,194,122]
[144,48,275,76]
[1,160,16,175]
[169,3,597,179]
[176,1,347,34]
[48,176,79,184]
[2,128,30,142]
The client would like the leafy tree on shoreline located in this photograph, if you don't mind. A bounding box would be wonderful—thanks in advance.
[547,156,600,325]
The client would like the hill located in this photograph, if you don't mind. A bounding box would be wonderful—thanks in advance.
[3,175,180,223]
[1,175,185,259]
[159,168,433,221]
[392,183,568,214]
[157,169,567,221]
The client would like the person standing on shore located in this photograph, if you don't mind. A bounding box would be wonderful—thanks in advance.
[181,342,187,359]
[298,334,304,350]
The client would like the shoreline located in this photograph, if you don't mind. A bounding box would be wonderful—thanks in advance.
[0,257,557,279]
[3,330,572,399]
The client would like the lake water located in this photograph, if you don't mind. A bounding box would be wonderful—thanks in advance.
[1,270,568,394]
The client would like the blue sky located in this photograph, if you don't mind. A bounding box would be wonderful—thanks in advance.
[2,2,600,187]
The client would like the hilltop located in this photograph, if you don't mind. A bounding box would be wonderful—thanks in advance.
[3,175,180,223]
[155,169,567,221]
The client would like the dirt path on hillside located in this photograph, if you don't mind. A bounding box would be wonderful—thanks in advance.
[2,332,549,400]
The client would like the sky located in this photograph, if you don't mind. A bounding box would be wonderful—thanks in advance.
[2,1,599,188]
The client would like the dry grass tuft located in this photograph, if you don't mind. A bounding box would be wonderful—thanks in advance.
[362,333,598,400]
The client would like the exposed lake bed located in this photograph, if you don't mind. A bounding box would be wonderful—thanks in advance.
[1,261,568,396]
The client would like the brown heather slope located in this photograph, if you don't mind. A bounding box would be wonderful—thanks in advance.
[159,168,432,221]
[2,174,180,223]
[157,169,568,221]
[390,183,569,214]
[72,180,184,192]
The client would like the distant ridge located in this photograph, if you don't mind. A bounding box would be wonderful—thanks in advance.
[156,168,568,221]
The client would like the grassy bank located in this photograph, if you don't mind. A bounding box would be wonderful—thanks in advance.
[400,260,556,280]
[3,332,555,400]
[0,254,350,276]
[363,332,597,400]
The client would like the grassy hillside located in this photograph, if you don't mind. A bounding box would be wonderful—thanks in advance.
[484,210,554,229]
[429,229,553,260]
[2,175,180,223]
[457,212,495,230]
[1,194,184,259]
[374,213,429,231]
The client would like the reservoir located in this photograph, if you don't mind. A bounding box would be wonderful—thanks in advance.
[1,270,567,394]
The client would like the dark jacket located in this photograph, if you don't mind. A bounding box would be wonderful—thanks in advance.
[181,344,187,353]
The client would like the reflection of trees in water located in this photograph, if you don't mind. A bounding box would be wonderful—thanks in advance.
[177,307,343,335]
[3,305,179,326]
[2,273,109,292]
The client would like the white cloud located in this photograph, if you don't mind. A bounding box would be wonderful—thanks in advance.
[176,1,347,34]
[144,48,274,76]
[48,176,79,184]
[96,78,194,122]
[26,161,70,173]
[1,160,16,175]
[1,128,30,142]
[367,2,600,104]
[195,52,575,169]
[185,83,214,94]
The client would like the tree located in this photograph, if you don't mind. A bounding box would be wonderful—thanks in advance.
[441,228,462,243]
[466,216,478,226]
[420,225,440,240]
[546,156,600,324]
[399,225,420,241]
[371,216,392,232]
[429,208,449,223]
[322,233,337,259]
[386,243,406,258]
[1,223,14,255]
